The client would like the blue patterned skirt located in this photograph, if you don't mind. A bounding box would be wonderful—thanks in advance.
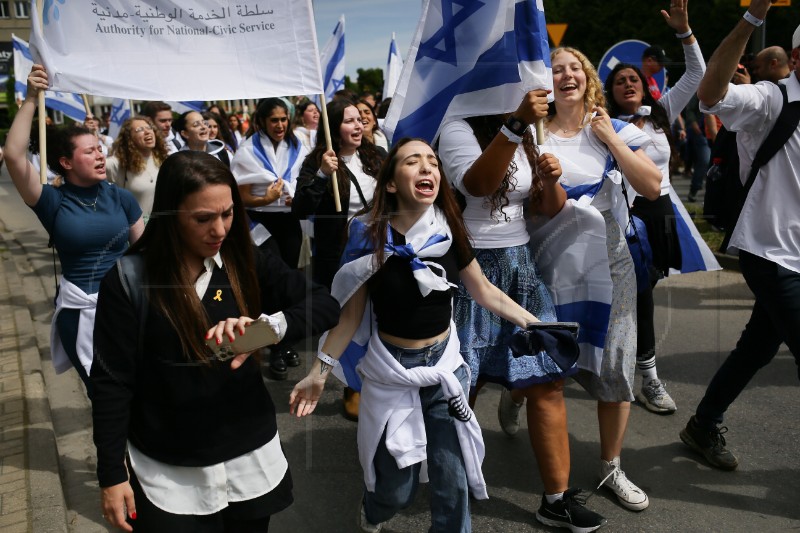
[454,244,577,389]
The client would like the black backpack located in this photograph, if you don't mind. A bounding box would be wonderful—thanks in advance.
[703,126,740,234]
[706,84,800,252]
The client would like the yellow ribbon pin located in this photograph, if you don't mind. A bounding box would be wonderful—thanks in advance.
[213,290,223,302]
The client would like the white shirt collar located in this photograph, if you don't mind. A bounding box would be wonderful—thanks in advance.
[194,253,223,298]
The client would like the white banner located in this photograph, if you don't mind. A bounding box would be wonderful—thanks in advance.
[30,0,324,101]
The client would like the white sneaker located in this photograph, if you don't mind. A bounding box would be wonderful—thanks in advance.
[359,500,382,533]
[637,379,677,414]
[598,457,649,511]
[497,388,523,436]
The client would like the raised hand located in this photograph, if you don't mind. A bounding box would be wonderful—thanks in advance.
[660,0,690,35]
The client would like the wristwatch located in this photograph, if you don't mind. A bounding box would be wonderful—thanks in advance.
[504,115,528,137]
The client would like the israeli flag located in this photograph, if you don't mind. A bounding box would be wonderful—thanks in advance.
[384,0,553,144]
[166,101,206,114]
[12,34,86,123]
[319,15,346,102]
[107,99,131,139]
[382,33,402,99]
[668,186,722,274]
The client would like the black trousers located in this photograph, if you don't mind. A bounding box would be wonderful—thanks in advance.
[695,251,800,426]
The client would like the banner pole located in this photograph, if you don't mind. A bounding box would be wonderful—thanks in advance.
[536,119,545,145]
[317,93,341,212]
[81,94,92,118]
[36,0,46,184]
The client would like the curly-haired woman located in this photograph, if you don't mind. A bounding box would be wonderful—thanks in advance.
[106,115,169,218]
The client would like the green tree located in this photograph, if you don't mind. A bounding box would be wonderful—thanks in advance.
[356,68,384,96]
[543,0,800,80]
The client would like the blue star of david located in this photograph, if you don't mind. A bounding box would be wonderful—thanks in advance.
[331,77,345,92]
[417,0,484,66]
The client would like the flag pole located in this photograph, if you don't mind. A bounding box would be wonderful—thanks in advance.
[536,120,545,146]
[317,93,341,212]
[81,94,92,118]
[36,0,46,184]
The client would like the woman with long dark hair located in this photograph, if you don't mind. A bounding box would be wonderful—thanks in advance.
[91,151,338,532]
[293,99,386,420]
[231,98,308,269]
[289,138,563,532]
[604,0,708,414]
[3,65,143,394]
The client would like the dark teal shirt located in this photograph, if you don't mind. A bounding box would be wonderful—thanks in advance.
[32,180,141,294]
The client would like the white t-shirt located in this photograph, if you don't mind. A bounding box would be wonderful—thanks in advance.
[343,154,376,219]
[542,121,651,212]
[701,74,800,273]
[438,119,532,249]
[105,155,160,217]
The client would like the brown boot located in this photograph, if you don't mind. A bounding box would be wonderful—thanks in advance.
[342,387,360,421]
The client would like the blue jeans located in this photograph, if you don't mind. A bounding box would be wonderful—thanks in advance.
[696,251,800,427]
[688,129,711,194]
[363,334,471,533]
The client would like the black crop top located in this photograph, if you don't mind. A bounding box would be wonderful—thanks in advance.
[367,226,473,339]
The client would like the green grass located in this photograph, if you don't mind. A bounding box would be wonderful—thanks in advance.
[682,203,725,253]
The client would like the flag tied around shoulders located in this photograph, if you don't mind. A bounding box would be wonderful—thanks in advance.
[383,0,552,144]
[382,33,402,99]
[12,34,86,122]
[318,15,345,103]
[30,0,324,101]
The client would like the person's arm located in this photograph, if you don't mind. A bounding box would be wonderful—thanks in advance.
[530,153,566,218]
[658,0,707,123]
[256,245,340,344]
[92,266,139,531]
[238,182,283,208]
[4,65,46,207]
[460,89,550,197]
[291,151,335,219]
[590,107,661,200]
[129,217,144,244]
[289,284,367,417]
[704,114,720,143]
[459,259,537,328]
[697,0,773,107]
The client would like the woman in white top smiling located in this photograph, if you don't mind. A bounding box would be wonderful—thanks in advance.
[536,46,661,513]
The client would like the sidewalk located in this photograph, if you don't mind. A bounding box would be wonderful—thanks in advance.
[0,226,67,533]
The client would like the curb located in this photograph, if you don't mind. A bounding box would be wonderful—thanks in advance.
[0,231,68,533]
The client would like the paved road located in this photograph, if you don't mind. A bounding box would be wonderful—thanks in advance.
[1,167,798,532]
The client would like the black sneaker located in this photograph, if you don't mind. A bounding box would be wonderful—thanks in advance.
[536,489,607,533]
[679,416,739,471]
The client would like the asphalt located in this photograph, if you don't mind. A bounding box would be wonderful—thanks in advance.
[1,166,798,533]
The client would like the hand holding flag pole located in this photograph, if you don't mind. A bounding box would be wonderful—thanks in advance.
[317,94,341,212]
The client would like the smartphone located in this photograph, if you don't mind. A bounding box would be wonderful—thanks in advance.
[205,317,280,361]
[526,321,580,337]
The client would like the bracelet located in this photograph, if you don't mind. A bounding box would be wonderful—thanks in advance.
[317,352,339,368]
[675,29,692,39]
[500,124,523,144]
[742,11,764,27]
